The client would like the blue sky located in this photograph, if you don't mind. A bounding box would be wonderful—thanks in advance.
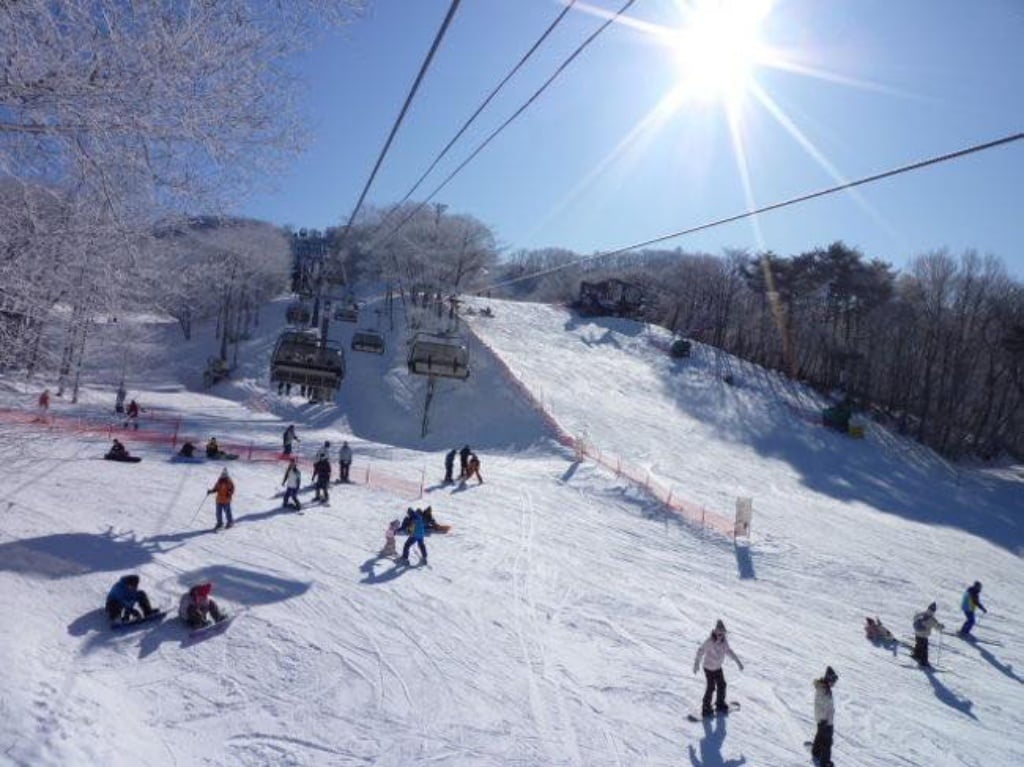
[240,0,1024,275]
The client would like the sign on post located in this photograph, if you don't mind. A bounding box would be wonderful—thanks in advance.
[734,497,753,538]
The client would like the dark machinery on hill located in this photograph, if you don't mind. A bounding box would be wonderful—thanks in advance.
[575,278,646,319]
[270,330,344,401]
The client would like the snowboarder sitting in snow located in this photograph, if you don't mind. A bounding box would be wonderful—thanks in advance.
[179,441,197,458]
[106,574,157,625]
[811,666,838,767]
[281,458,302,510]
[397,508,427,566]
[911,602,944,668]
[959,581,987,636]
[693,619,744,717]
[105,439,131,461]
[312,455,331,502]
[865,617,895,644]
[382,519,400,557]
[206,437,224,459]
[178,582,224,629]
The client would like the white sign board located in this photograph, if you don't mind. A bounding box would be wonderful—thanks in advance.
[735,497,753,537]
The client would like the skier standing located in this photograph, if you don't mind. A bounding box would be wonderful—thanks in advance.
[959,582,987,636]
[911,602,944,668]
[458,444,471,479]
[443,448,456,484]
[397,508,428,566]
[811,666,838,767]
[115,383,127,414]
[207,468,235,530]
[338,441,353,483]
[106,574,157,624]
[281,459,301,510]
[282,424,299,456]
[125,399,141,430]
[178,582,224,629]
[37,389,51,419]
[693,619,744,716]
[312,455,331,502]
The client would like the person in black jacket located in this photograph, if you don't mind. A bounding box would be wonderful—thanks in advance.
[312,456,331,502]
[458,445,472,479]
[443,448,457,484]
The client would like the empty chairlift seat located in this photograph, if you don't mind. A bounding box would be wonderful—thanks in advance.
[407,333,469,380]
[270,331,345,393]
[351,329,385,355]
[333,303,359,323]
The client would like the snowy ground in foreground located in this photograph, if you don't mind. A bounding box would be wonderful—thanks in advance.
[0,296,1021,767]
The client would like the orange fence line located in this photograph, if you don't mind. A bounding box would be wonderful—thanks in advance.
[466,329,735,538]
[0,407,426,501]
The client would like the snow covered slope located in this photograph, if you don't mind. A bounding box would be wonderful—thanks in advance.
[0,297,1020,767]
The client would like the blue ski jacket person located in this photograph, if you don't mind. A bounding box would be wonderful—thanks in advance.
[105,574,155,623]
[399,509,428,565]
[960,582,987,635]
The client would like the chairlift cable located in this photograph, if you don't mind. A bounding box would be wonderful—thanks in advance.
[374,0,638,250]
[370,0,579,240]
[480,131,1024,293]
[336,0,464,252]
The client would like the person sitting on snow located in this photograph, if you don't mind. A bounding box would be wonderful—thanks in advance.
[178,582,224,629]
[179,441,197,458]
[865,617,894,643]
[205,437,223,459]
[106,439,130,460]
[106,574,157,624]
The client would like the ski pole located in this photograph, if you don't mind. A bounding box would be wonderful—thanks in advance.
[937,630,944,667]
[189,492,210,526]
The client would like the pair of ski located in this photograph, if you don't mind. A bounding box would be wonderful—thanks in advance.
[686,702,740,722]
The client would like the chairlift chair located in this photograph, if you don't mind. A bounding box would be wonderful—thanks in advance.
[269,330,345,395]
[407,332,469,380]
[351,329,385,355]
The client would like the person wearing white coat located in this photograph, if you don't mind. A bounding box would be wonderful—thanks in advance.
[281,459,301,510]
[693,619,744,716]
[338,441,353,483]
[811,666,838,767]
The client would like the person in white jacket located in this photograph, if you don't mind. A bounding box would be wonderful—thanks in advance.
[281,459,301,510]
[338,441,353,483]
[693,619,744,716]
[911,602,944,669]
[811,666,838,767]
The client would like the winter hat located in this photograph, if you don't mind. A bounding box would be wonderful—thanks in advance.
[824,666,838,684]
[715,619,727,633]
[927,602,937,613]
[973,581,982,591]
[193,583,213,599]
[124,574,140,588]
[220,468,229,477]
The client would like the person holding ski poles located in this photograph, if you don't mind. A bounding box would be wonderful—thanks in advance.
[282,424,299,456]
[207,468,235,530]
[281,458,301,510]
[693,619,744,716]
[911,602,944,669]
[959,581,987,636]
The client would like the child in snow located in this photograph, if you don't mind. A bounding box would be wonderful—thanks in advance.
[207,468,235,530]
[281,459,301,510]
[865,617,894,643]
[811,666,838,767]
[206,437,222,459]
[464,454,483,485]
[178,582,224,629]
[382,519,400,557]
[959,582,987,636]
[106,574,157,624]
[911,602,944,668]
[693,619,744,716]
[398,509,427,566]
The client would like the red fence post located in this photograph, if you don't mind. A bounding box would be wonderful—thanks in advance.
[247,441,254,461]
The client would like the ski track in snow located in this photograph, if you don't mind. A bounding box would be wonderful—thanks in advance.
[0,296,1021,766]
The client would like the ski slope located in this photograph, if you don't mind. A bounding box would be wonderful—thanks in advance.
[0,296,1020,767]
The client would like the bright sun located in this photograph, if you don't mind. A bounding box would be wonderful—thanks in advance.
[670,0,773,104]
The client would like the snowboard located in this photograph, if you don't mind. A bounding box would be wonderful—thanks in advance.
[189,615,235,638]
[208,453,239,461]
[111,609,167,630]
[170,454,205,464]
[687,702,740,721]
[397,524,451,536]
[104,455,142,463]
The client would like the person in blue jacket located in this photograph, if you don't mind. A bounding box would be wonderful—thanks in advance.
[959,581,987,636]
[105,574,157,624]
[397,509,428,566]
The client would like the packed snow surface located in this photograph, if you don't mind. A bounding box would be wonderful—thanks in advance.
[0,296,1020,767]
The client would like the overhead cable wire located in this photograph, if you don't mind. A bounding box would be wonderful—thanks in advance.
[379,0,579,227]
[337,0,463,250]
[376,0,638,248]
[482,130,1024,292]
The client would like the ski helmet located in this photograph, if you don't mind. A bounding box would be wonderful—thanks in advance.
[973,581,982,591]
[824,666,838,684]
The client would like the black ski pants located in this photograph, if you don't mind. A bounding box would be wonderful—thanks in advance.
[702,668,727,711]
[812,721,833,765]
[402,536,427,563]
[282,487,300,509]
[912,636,930,666]
[106,592,154,622]
[339,460,351,482]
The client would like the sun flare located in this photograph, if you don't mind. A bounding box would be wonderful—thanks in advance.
[670,0,773,104]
